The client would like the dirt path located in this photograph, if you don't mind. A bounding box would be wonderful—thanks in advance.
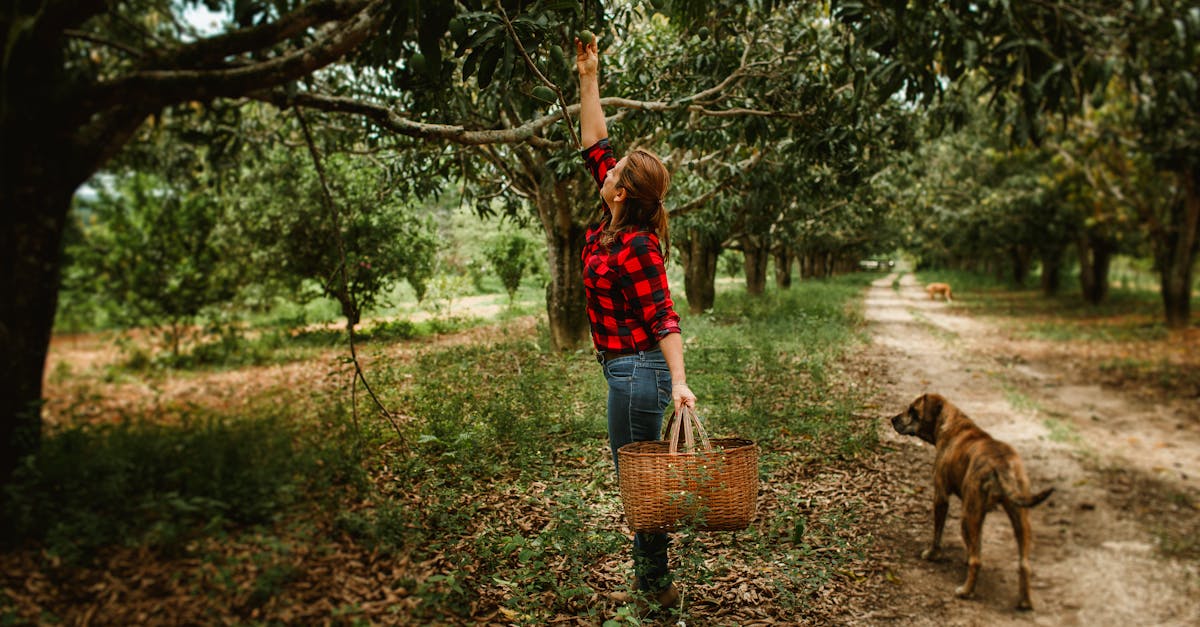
[850,272,1200,626]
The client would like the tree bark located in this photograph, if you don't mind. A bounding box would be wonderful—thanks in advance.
[682,230,720,314]
[814,251,830,278]
[534,172,590,351]
[1010,244,1033,287]
[0,165,76,482]
[1039,245,1064,296]
[1157,168,1200,329]
[773,247,792,289]
[741,235,769,295]
[1078,232,1113,305]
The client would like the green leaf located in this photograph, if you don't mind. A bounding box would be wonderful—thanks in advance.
[477,48,502,88]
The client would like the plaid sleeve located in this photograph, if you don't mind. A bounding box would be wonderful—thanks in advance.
[619,234,681,340]
[581,138,617,191]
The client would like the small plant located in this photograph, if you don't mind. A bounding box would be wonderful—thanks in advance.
[484,233,533,304]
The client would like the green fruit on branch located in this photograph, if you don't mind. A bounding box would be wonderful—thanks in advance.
[531,85,557,102]
[448,18,466,43]
[577,30,596,46]
[410,52,427,73]
[549,44,565,67]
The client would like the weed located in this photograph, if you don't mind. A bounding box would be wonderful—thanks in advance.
[1000,381,1040,413]
[1042,417,1082,446]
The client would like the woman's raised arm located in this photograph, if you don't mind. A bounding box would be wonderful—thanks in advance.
[576,37,607,148]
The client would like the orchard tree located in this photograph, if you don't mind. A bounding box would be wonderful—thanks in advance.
[268,2,844,345]
[68,171,239,354]
[485,232,533,304]
[834,0,1200,327]
[230,131,440,326]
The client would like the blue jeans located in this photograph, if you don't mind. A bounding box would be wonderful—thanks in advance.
[601,347,673,593]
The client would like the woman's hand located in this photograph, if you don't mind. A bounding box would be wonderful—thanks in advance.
[672,382,696,410]
[576,37,598,77]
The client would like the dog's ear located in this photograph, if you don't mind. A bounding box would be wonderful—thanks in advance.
[925,394,944,420]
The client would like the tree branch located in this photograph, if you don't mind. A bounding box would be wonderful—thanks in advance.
[266,90,814,147]
[163,0,371,69]
[672,150,765,217]
[496,2,581,150]
[63,28,145,58]
[78,0,386,118]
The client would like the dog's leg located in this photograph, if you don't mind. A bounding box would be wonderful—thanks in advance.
[956,497,985,599]
[1005,503,1035,611]
[922,495,948,560]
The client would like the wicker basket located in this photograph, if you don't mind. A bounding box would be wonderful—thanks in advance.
[617,407,758,533]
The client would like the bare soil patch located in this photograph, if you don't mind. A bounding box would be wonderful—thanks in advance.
[840,273,1200,626]
[41,316,540,428]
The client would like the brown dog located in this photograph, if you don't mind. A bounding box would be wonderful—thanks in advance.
[926,282,953,301]
[891,393,1053,610]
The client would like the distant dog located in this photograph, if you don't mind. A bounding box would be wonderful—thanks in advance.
[890,393,1053,610]
[925,282,953,301]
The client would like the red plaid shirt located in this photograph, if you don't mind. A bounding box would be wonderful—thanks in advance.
[581,139,681,353]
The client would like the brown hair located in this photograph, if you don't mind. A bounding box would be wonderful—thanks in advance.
[601,148,671,259]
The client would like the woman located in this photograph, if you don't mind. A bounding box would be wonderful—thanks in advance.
[576,36,696,613]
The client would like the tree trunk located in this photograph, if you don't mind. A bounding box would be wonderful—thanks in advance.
[683,230,719,313]
[1157,168,1200,329]
[1,170,75,482]
[741,235,769,295]
[1039,245,1064,297]
[535,174,590,351]
[1010,244,1033,287]
[1078,232,1113,305]
[814,251,830,278]
[773,247,792,289]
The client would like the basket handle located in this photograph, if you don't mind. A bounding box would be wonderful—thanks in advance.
[665,405,712,454]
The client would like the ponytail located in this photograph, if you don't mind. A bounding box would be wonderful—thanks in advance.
[599,149,671,261]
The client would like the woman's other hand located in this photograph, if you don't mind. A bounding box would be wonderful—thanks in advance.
[576,37,598,77]
[672,382,696,410]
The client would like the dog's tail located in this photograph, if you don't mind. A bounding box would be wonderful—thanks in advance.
[995,470,1054,508]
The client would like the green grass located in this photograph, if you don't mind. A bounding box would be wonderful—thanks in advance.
[1042,417,1084,446]
[113,314,488,373]
[339,275,882,622]
[10,273,882,624]
[0,412,365,564]
[999,381,1039,414]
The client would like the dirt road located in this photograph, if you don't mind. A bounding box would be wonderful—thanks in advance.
[850,272,1200,626]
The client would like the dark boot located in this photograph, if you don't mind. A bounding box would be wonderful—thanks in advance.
[608,582,680,617]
